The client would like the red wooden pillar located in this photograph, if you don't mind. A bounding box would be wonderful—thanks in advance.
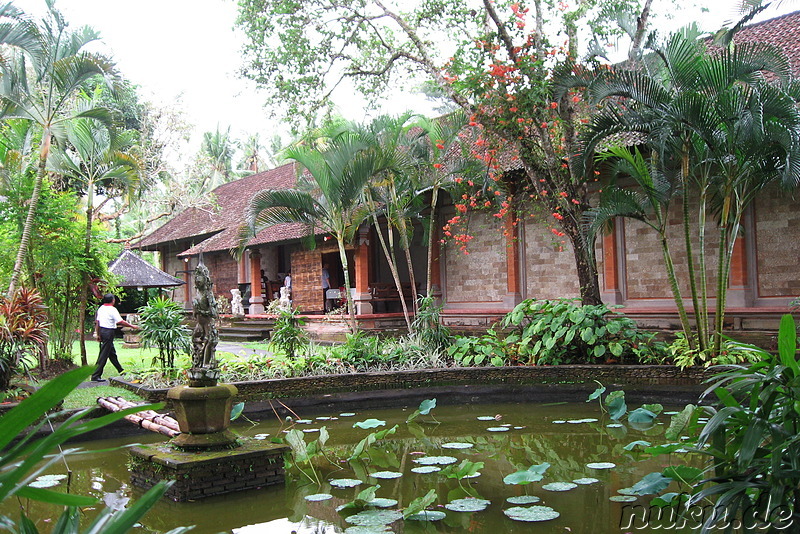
[727,207,754,308]
[248,249,265,315]
[602,219,624,305]
[354,226,373,314]
[503,214,522,307]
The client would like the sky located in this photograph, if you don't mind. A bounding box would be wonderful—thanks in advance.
[11,0,798,167]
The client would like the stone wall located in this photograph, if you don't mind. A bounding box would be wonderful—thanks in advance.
[129,441,287,502]
[522,217,581,300]
[442,210,507,306]
[754,186,800,298]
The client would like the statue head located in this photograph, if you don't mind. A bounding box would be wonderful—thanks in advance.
[194,264,212,290]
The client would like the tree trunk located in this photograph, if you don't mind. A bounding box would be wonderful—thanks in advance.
[370,208,413,331]
[8,134,50,297]
[426,186,439,298]
[336,238,357,333]
[562,215,602,306]
[78,184,95,367]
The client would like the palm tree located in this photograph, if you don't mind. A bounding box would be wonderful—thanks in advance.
[48,110,142,365]
[0,1,117,296]
[196,126,237,192]
[243,129,381,332]
[583,31,800,356]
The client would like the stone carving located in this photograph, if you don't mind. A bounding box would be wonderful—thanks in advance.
[191,264,219,370]
[230,288,244,316]
[279,286,292,311]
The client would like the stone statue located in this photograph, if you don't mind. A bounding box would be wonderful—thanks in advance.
[230,288,244,316]
[191,264,219,369]
[279,286,291,311]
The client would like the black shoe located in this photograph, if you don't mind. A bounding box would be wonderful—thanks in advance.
[91,378,107,382]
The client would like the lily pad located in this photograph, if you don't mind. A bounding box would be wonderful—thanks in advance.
[586,462,616,470]
[567,418,598,424]
[606,423,624,428]
[445,497,491,512]
[370,471,403,479]
[542,482,578,492]
[339,412,356,417]
[441,442,473,449]
[477,415,496,421]
[573,477,600,485]
[353,419,386,429]
[304,493,333,502]
[609,495,637,502]
[405,510,447,521]
[506,495,541,505]
[29,474,68,488]
[344,527,391,534]
[552,420,567,424]
[294,419,312,424]
[411,466,441,474]
[486,426,509,432]
[368,498,398,508]
[413,456,458,466]
[618,487,636,495]
[316,416,333,420]
[504,505,560,522]
[330,478,363,488]
[345,509,403,526]
[253,433,270,440]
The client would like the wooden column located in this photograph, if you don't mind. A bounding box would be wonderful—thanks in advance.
[503,214,522,308]
[601,218,624,305]
[248,249,265,315]
[727,207,754,308]
[354,226,373,315]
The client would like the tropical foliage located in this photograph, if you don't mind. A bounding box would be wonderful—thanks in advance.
[137,296,190,372]
[580,30,800,359]
[0,288,48,391]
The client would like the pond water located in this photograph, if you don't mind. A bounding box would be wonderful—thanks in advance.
[8,400,702,533]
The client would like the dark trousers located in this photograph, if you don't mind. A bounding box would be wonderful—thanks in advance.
[93,327,123,380]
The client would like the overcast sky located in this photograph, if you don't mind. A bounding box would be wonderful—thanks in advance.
[11,0,796,165]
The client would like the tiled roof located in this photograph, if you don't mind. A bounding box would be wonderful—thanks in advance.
[109,249,184,287]
[732,10,800,76]
[135,162,317,254]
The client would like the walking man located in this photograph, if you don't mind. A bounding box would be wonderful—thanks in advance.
[92,294,139,382]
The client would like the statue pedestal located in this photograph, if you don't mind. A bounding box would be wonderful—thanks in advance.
[167,380,238,450]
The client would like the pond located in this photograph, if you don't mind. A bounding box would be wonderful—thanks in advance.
[9,399,702,533]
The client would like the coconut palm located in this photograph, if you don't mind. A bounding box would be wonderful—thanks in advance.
[0,1,118,296]
[583,31,800,356]
[48,109,142,365]
[243,129,382,332]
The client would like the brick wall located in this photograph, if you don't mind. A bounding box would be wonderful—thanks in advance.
[204,251,239,303]
[442,211,507,305]
[754,185,800,297]
[130,441,287,501]
[522,217,581,300]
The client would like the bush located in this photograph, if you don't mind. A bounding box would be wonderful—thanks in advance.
[448,298,667,366]
[270,307,308,359]
[137,296,190,372]
[0,288,49,390]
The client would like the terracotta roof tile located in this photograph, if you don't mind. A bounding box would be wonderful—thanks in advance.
[109,249,184,287]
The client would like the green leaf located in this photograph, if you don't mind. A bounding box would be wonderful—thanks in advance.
[587,385,606,402]
[623,440,651,451]
[230,402,244,421]
[609,342,623,357]
[403,489,437,519]
[354,419,386,429]
[285,429,309,463]
[340,485,380,510]
[662,465,703,485]
[778,314,798,375]
[605,390,627,420]
[665,405,696,441]
[593,345,607,358]
[15,486,97,506]
[630,472,672,495]
[628,408,657,424]
[418,398,437,415]
[503,463,550,485]
[641,404,663,415]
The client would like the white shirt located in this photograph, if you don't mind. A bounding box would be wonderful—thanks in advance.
[322,268,330,289]
[96,304,123,329]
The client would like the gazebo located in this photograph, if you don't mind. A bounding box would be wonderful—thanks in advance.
[108,249,184,313]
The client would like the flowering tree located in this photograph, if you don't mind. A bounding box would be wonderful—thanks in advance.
[236,0,657,305]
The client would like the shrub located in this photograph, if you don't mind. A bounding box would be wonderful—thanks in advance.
[137,296,190,373]
[270,307,308,359]
[448,298,666,366]
[0,288,49,390]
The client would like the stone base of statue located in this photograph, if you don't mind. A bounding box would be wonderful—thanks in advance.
[167,378,238,450]
[186,366,220,388]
